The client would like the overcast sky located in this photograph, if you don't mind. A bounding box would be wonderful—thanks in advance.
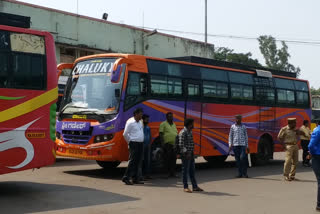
[19,0,320,88]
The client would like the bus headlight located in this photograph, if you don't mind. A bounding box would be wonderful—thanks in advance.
[94,134,114,143]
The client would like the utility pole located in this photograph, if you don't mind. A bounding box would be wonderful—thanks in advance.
[205,0,207,44]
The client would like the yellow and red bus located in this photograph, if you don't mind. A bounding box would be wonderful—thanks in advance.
[0,14,58,175]
[56,54,311,168]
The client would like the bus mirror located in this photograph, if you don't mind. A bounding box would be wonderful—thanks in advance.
[111,65,122,83]
[115,89,120,98]
[111,58,132,83]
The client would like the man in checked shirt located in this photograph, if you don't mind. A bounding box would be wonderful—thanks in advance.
[178,118,204,193]
[228,114,249,178]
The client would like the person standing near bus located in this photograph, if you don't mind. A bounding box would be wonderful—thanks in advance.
[178,118,203,193]
[122,108,144,185]
[228,115,249,178]
[142,114,152,179]
[278,118,304,181]
[308,122,320,211]
[300,120,312,167]
[159,112,178,178]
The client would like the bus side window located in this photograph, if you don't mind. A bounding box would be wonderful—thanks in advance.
[124,72,147,110]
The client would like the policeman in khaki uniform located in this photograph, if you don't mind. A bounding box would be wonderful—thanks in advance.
[278,118,305,181]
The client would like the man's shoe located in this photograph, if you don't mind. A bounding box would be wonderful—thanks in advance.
[133,180,144,184]
[122,178,133,185]
[243,175,249,178]
[193,187,204,192]
[290,177,299,181]
[284,176,292,181]
[184,188,192,193]
[235,175,242,178]
[316,206,320,212]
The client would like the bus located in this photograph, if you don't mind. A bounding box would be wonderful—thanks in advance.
[0,13,58,175]
[55,53,311,168]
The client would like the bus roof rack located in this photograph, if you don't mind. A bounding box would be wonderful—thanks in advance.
[168,56,297,78]
[0,12,30,28]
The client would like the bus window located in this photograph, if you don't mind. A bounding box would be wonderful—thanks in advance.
[274,78,295,90]
[296,91,309,105]
[125,72,147,110]
[229,72,253,84]
[231,84,253,101]
[168,77,182,96]
[150,75,167,95]
[277,89,295,104]
[201,68,228,82]
[203,81,228,98]
[294,80,308,91]
[187,83,200,97]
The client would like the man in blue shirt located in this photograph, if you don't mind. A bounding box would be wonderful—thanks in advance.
[309,120,320,212]
[142,114,152,179]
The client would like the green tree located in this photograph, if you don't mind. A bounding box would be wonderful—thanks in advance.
[213,47,262,67]
[311,87,320,95]
[258,35,300,76]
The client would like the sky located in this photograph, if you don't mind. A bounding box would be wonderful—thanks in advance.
[18,0,320,88]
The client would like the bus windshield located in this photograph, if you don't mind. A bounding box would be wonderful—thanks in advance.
[62,58,124,114]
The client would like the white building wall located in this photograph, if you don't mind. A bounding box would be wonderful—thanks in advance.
[1,0,215,63]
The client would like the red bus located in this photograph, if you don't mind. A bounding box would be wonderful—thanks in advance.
[0,14,58,175]
[56,53,311,168]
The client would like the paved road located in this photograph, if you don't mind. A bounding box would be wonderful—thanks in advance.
[0,152,318,214]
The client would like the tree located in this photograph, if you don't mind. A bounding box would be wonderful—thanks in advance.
[258,35,300,76]
[311,87,320,96]
[213,47,262,67]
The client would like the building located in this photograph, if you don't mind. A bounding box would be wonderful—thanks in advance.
[1,0,216,64]
[312,95,320,110]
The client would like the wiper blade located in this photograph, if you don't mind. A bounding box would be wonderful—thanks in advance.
[61,103,86,113]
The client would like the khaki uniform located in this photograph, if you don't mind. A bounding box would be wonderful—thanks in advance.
[278,125,299,178]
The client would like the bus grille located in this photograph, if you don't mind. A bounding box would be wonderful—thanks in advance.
[62,130,91,145]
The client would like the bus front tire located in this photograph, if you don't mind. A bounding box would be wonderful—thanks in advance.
[96,161,121,169]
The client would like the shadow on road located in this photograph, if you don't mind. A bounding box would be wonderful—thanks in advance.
[48,157,96,167]
[0,181,138,213]
[63,159,315,188]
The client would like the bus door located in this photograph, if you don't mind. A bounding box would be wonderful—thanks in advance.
[184,80,202,155]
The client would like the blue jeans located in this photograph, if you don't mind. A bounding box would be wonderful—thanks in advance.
[142,144,152,176]
[233,146,248,177]
[182,154,198,189]
[312,155,320,207]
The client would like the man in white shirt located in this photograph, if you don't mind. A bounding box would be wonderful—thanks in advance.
[122,108,144,185]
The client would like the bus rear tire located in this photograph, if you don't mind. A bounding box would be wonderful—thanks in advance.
[204,155,228,165]
[96,161,121,169]
[251,135,273,166]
